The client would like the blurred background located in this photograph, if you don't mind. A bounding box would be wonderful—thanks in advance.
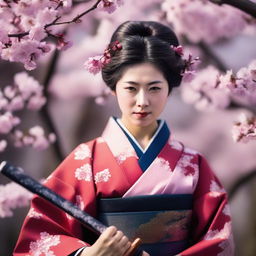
[0,0,256,255]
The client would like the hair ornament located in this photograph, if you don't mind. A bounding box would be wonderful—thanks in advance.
[181,54,201,82]
[85,41,199,82]
[84,40,122,75]
[171,45,184,56]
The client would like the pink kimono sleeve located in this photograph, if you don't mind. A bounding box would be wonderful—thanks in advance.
[179,154,234,256]
[13,141,97,256]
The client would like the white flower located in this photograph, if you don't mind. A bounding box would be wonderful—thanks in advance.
[28,208,43,219]
[29,232,60,256]
[222,204,231,217]
[209,180,226,197]
[75,164,92,182]
[115,149,136,164]
[94,169,111,183]
[74,144,91,160]
[177,154,198,176]
[169,140,183,151]
[204,222,232,241]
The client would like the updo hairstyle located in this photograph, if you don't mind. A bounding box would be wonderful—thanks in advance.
[101,21,185,94]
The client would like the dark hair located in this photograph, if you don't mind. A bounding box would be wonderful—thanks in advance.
[101,21,185,94]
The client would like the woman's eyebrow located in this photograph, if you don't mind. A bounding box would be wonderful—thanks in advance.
[124,81,163,85]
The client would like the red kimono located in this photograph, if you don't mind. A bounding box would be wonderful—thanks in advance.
[13,117,234,256]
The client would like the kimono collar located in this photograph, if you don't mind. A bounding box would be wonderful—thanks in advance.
[101,117,171,171]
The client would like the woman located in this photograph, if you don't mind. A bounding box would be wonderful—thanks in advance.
[13,21,234,256]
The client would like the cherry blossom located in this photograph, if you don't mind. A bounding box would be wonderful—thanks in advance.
[232,113,256,143]
[0,112,20,134]
[84,55,104,75]
[0,182,33,218]
[97,0,124,14]
[0,140,7,152]
[219,59,256,105]
[181,66,231,111]
[0,0,71,69]
[161,0,252,43]
[0,72,55,152]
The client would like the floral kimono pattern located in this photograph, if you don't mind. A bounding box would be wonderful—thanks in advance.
[13,117,234,256]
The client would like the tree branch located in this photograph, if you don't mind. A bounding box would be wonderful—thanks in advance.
[228,101,256,114]
[209,0,256,18]
[182,36,228,72]
[46,0,102,27]
[8,0,102,39]
[228,168,256,199]
[198,41,228,72]
[40,49,65,162]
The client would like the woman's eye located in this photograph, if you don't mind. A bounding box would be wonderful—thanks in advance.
[150,87,161,91]
[125,87,136,91]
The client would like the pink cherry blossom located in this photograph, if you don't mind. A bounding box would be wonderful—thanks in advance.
[0,29,9,44]
[14,72,43,99]
[161,0,250,43]
[0,140,7,152]
[232,113,256,143]
[219,60,256,105]
[181,66,231,111]
[0,182,33,218]
[48,133,56,143]
[3,86,16,99]
[98,0,117,14]
[84,55,104,75]
[29,26,47,41]
[29,126,45,137]
[28,126,55,150]
[27,95,46,110]
[7,96,25,111]
[36,8,58,25]
[0,112,20,134]
[56,37,73,51]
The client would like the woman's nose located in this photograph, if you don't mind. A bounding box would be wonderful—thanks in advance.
[136,89,149,108]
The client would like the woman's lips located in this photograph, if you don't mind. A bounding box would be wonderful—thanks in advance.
[133,112,150,118]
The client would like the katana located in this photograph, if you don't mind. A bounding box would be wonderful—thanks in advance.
[0,161,142,256]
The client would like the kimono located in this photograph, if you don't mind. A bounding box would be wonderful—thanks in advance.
[13,117,234,256]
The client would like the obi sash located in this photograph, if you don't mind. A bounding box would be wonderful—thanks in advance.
[97,194,193,256]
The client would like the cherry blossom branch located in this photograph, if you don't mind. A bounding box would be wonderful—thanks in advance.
[209,0,256,18]
[182,36,228,72]
[7,0,102,39]
[40,49,65,161]
[228,168,256,199]
[45,0,102,27]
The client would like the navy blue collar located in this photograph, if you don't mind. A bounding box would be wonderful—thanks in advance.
[114,118,170,171]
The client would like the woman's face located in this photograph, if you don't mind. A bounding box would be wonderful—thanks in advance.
[114,62,169,131]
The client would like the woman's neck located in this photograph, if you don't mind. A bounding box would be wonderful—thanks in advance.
[120,118,158,149]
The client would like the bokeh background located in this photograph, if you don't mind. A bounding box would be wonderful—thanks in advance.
[1,0,256,255]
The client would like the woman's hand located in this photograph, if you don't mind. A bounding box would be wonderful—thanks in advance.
[81,226,131,256]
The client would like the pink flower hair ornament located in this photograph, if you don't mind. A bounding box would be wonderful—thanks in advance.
[84,40,122,75]
[84,43,200,82]
[171,45,200,82]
